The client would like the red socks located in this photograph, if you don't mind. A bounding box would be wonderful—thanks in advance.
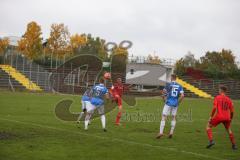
[115,112,122,124]
[207,128,213,141]
[207,128,236,145]
[229,133,236,145]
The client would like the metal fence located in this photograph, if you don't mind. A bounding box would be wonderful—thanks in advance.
[0,52,126,94]
[0,67,109,94]
[181,76,240,99]
[128,55,176,66]
[1,52,239,98]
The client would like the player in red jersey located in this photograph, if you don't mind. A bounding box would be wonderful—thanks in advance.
[206,86,237,150]
[110,78,124,125]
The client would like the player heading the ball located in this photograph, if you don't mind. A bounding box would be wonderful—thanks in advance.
[84,78,109,132]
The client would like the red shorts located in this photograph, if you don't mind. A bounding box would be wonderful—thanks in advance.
[210,117,231,129]
[112,94,122,106]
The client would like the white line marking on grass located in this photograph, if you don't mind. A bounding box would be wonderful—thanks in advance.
[120,119,240,125]
[0,118,229,160]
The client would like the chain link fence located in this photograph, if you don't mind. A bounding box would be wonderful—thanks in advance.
[1,51,239,98]
[0,52,126,94]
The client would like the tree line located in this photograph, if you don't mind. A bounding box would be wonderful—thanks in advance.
[0,21,128,66]
[0,21,239,79]
[175,50,240,79]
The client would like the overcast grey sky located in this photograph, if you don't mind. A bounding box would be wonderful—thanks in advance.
[1,0,240,60]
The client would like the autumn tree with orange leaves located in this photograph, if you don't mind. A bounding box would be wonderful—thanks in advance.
[0,37,9,55]
[17,21,43,59]
[0,37,9,63]
[46,23,70,59]
[70,33,87,53]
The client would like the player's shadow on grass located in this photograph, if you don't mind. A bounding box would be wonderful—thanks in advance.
[54,99,116,121]
[55,96,137,121]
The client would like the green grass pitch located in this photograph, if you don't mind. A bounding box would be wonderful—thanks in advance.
[0,91,239,160]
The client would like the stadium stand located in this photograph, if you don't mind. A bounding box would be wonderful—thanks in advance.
[176,77,212,98]
[0,67,25,91]
[4,54,51,91]
[180,75,240,99]
[0,64,42,91]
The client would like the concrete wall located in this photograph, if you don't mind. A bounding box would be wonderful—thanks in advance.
[126,63,173,86]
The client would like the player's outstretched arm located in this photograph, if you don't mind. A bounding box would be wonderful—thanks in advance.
[230,101,234,120]
[178,93,184,104]
[161,89,167,102]
[209,106,217,121]
[210,98,218,120]
[230,112,234,121]
[230,107,234,121]
[162,96,167,102]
